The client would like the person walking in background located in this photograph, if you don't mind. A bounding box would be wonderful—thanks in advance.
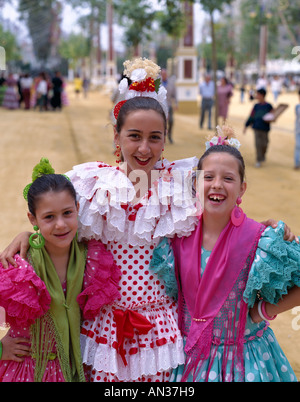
[161,68,178,144]
[2,73,19,110]
[270,75,282,105]
[239,79,246,103]
[36,72,48,111]
[82,76,90,98]
[295,89,300,170]
[20,73,33,110]
[217,77,233,124]
[199,74,214,130]
[74,74,83,98]
[243,88,273,168]
[256,75,267,91]
[0,74,6,106]
[51,71,63,111]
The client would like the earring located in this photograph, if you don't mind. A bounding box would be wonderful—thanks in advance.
[29,225,45,249]
[231,196,245,227]
[114,144,121,164]
[160,148,165,169]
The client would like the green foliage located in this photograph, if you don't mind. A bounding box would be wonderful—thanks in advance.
[156,0,186,40]
[199,0,234,13]
[0,24,21,63]
[58,33,89,64]
[114,0,156,51]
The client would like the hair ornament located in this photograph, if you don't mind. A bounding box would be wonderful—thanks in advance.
[23,157,69,201]
[113,57,168,122]
[205,125,241,151]
[113,100,127,121]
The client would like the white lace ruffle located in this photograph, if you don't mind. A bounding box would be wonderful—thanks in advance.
[81,335,184,381]
[66,158,200,245]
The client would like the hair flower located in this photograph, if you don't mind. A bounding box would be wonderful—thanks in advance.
[118,78,129,94]
[113,57,168,122]
[205,124,241,151]
[157,85,167,103]
[130,68,147,82]
[205,136,219,150]
[227,138,241,149]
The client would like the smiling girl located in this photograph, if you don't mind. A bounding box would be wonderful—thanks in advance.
[0,159,120,382]
[168,132,300,382]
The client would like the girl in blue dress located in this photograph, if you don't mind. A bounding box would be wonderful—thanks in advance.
[152,130,300,382]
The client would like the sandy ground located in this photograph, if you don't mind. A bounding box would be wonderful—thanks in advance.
[0,83,299,379]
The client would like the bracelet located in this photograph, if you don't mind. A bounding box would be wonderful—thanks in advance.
[0,341,2,360]
[258,300,277,321]
[261,300,277,320]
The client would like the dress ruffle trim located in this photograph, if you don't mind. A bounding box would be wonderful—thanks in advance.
[244,221,300,307]
[0,255,51,327]
[81,334,184,381]
[150,238,178,300]
[80,299,184,381]
[66,158,199,245]
[77,240,121,320]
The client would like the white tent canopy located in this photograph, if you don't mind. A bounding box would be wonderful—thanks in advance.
[244,59,300,76]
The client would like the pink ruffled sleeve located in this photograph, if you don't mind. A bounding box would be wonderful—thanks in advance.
[0,255,51,327]
[77,239,121,320]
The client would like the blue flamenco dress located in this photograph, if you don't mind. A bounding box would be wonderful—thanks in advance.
[151,222,300,382]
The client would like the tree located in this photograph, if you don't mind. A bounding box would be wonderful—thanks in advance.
[156,0,186,69]
[0,24,21,66]
[114,0,156,56]
[58,32,89,72]
[18,0,62,64]
[198,0,234,127]
[66,0,106,77]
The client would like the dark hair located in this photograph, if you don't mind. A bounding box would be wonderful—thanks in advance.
[115,97,167,134]
[27,174,77,216]
[257,88,266,97]
[197,145,246,183]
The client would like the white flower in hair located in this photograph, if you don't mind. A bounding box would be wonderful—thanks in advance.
[227,138,241,149]
[130,68,147,82]
[118,78,129,94]
[157,85,167,103]
[205,125,241,150]
[205,136,220,150]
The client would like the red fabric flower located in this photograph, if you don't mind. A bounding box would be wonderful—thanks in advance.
[129,77,156,93]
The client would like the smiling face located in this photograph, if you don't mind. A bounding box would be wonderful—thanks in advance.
[200,152,247,222]
[28,190,79,255]
[114,109,166,180]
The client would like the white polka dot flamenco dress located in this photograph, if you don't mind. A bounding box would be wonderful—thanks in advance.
[67,157,199,382]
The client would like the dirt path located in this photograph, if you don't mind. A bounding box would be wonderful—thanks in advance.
[0,84,299,379]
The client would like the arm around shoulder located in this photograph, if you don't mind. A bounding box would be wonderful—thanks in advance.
[0,231,32,268]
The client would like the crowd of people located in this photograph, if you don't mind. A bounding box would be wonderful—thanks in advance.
[198,72,300,170]
[0,57,299,383]
[0,70,68,112]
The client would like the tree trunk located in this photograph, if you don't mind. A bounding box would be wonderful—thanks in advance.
[210,10,218,129]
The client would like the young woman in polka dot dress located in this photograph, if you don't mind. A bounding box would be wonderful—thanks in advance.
[65,89,199,380]
[167,134,300,382]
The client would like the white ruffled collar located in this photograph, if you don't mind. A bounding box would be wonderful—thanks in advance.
[67,157,200,245]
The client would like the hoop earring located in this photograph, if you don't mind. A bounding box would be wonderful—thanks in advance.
[231,196,245,227]
[29,225,45,249]
[114,144,121,164]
